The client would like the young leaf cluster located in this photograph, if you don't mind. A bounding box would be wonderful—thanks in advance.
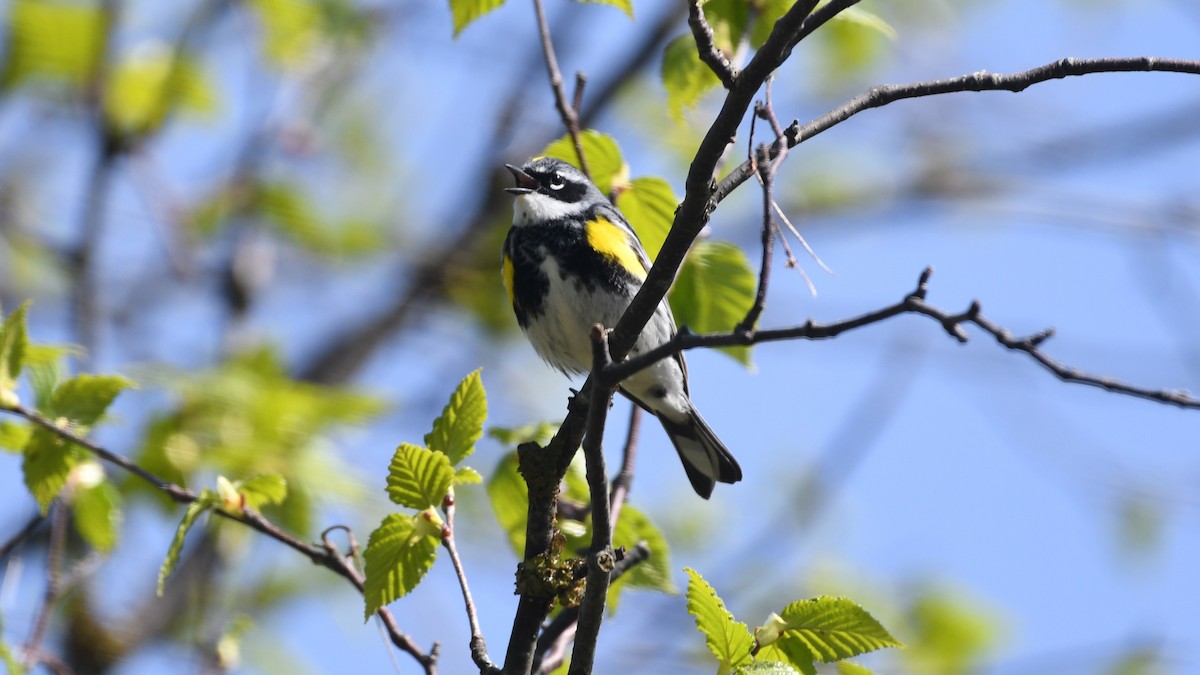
[362,369,487,619]
[686,568,902,675]
[156,472,289,596]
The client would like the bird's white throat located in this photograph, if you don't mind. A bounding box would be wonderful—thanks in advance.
[512,193,587,225]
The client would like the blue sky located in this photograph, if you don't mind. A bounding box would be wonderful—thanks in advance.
[2,0,1199,673]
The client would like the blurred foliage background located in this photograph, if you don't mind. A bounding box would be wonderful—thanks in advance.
[1,0,1198,673]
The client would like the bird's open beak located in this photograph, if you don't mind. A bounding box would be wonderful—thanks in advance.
[504,164,540,195]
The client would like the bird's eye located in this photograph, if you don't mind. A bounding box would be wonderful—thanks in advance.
[548,174,566,191]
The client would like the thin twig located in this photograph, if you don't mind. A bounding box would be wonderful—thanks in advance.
[607,406,642,527]
[319,528,441,674]
[8,404,194,503]
[441,495,500,675]
[0,512,44,562]
[687,0,737,87]
[21,502,68,670]
[530,0,590,177]
[567,326,617,675]
[572,72,587,118]
[605,268,1200,410]
[713,57,1200,205]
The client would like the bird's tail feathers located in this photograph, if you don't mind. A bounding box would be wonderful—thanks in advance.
[659,407,742,499]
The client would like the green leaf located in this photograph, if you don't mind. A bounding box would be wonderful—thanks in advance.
[1,0,105,89]
[829,6,896,40]
[487,421,558,447]
[51,373,134,427]
[253,181,385,256]
[757,635,817,675]
[661,34,720,121]
[362,512,440,618]
[448,0,505,36]
[454,466,483,485]
[836,662,874,675]
[614,177,676,261]
[701,0,750,53]
[575,0,632,18]
[0,420,31,452]
[669,240,757,366]
[72,478,122,553]
[0,301,30,403]
[424,369,487,465]
[542,130,628,196]
[386,443,455,509]
[486,451,528,553]
[104,43,218,136]
[608,504,674,610]
[23,344,75,411]
[903,588,997,674]
[814,5,895,84]
[237,473,289,510]
[777,597,902,662]
[735,662,803,675]
[685,567,754,669]
[247,0,323,65]
[158,493,215,595]
[750,0,794,48]
[22,428,85,512]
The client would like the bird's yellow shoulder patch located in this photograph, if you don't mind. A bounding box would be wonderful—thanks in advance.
[586,217,647,279]
[502,253,516,306]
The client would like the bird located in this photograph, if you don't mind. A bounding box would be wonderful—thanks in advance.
[501,156,742,498]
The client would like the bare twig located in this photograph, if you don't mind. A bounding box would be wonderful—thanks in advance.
[606,268,1200,410]
[740,142,775,332]
[0,512,44,562]
[441,495,500,675]
[567,326,618,675]
[530,0,590,177]
[318,529,440,674]
[21,502,68,670]
[687,0,738,87]
[607,406,642,527]
[713,57,1200,205]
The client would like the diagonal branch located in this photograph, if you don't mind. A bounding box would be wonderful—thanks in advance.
[605,268,1200,410]
[713,57,1200,204]
[0,403,440,673]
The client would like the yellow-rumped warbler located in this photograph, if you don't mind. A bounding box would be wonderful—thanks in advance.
[501,157,742,498]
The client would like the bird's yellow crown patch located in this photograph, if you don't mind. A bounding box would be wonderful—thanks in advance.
[586,217,646,279]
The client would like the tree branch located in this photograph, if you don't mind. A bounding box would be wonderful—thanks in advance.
[0,512,44,563]
[441,495,500,675]
[605,267,1200,410]
[713,57,1200,204]
[20,502,68,670]
[0,404,439,673]
[687,0,737,87]
[530,0,590,177]
[533,542,652,675]
[567,326,617,675]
